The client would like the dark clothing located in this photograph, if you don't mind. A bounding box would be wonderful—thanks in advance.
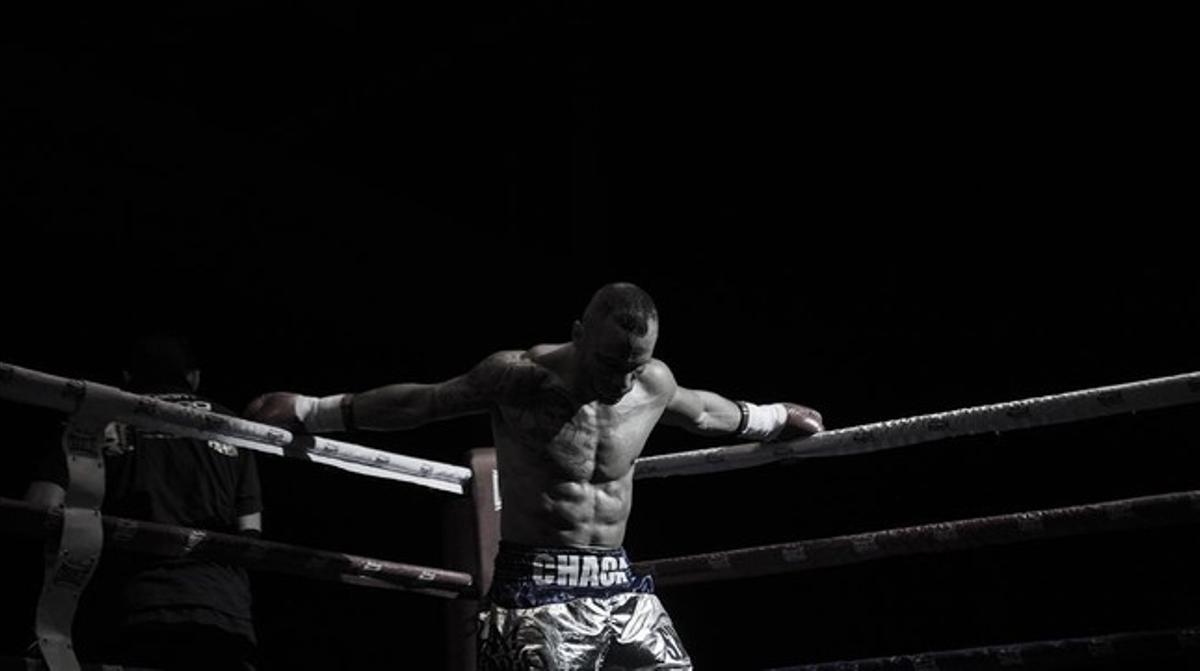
[35,387,261,666]
[34,391,263,532]
[116,621,258,671]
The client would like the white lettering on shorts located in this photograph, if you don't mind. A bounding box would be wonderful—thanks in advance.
[532,554,557,585]
[532,553,631,588]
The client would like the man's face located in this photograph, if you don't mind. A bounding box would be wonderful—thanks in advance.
[582,317,658,404]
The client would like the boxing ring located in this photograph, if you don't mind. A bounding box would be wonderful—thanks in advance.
[1,359,1198,669]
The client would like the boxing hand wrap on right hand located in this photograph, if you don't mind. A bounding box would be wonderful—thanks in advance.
[294,393,356,433]
[734,401,789,440]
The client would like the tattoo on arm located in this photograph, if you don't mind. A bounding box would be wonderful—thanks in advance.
[429,376,484,417]
[431,352,546,416]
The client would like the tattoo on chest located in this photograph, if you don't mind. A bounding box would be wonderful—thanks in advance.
[500,388,607,477]
[509,388,585,444]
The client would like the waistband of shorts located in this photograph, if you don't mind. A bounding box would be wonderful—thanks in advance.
[488,541,653,607]
[493,541,631,582]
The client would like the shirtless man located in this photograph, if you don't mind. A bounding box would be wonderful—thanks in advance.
[245,282,823,669]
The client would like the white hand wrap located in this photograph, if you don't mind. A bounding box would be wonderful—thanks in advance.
[741,402,788,440]
[294,393,348,433]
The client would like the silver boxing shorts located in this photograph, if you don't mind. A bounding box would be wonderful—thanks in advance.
[478,542,692,670]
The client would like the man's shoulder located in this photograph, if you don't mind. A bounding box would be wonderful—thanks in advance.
[486,349,533,363]
[479,345,567,370]
[526,342,568,360]
[477,349,539,371]
[468,348,559,392]
[638,359,677,397]
[456,348,562,406]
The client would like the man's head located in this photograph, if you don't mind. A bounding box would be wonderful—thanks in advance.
[572,282,659,404]
[121,332,200,392]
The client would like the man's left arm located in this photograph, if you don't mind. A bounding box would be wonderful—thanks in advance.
[654,362,824,440]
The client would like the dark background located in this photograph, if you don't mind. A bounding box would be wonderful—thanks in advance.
[1,3,1196,669]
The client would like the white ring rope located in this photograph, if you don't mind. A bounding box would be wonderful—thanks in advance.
[8,361,1196,491]
[0,362,472,494]
[635,371,1200,479]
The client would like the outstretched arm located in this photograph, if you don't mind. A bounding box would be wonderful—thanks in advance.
[660,386,745,435]
[655,363,824,440]
[245,351,543,433]
[349,371,491,430]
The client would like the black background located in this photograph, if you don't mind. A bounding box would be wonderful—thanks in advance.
[1,3,1196,669]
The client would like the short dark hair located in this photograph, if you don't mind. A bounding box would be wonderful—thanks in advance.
[582,282,658,336]
[122,332,198,386]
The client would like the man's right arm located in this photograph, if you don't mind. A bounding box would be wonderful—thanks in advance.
[244,351,535,433]
[351,372,489,430]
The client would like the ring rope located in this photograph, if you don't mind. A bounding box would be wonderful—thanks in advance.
[0,361,472,494]
[767,626,1200,670]
[634,489,1200,587]
[0,497,475,598]
[635,371,1200,479]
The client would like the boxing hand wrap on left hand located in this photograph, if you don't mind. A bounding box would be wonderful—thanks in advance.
[735,401,824,440]
[734,401,790,440]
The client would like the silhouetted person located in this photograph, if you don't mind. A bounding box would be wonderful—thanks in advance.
[27,333,262,670]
